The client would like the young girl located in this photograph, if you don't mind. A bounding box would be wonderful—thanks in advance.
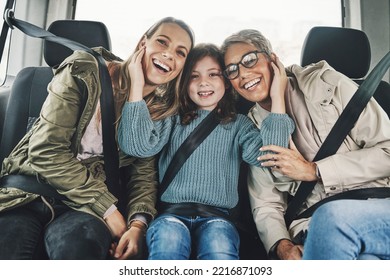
[118,43,294,260]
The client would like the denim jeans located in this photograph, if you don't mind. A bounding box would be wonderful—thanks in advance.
[302,199,390,260]
[0,197,112,260]
[146,213,240,260]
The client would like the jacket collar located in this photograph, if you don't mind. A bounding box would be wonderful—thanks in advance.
[286,60,336,103]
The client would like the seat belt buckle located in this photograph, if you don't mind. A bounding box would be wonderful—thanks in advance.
[4,8,15,29]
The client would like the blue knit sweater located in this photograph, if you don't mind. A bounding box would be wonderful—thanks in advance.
[119,101,294,209]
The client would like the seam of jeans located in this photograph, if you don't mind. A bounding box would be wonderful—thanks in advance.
[40,196,55,226]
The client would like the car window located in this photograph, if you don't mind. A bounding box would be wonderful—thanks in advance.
[0,0,10,85]
[75,0,342,66]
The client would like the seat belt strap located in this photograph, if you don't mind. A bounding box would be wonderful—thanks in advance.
[0,0,15,64]
[2,11,120,203]
[95,54,121,201]
[284,51,390,227]
[6,15,94,55]
[294,187,390,221]
[159,108,220,197]
[0,175,69,201]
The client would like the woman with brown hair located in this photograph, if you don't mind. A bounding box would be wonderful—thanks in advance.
[0,17,194,260]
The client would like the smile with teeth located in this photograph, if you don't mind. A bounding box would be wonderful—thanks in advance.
[198,90,213,97]
[153,59,171,72]
[244,78,261,90]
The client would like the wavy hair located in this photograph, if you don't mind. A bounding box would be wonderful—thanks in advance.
[111,17,195,123]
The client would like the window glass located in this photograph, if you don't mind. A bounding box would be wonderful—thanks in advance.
[75,0,341,66]
[0,0,10,85]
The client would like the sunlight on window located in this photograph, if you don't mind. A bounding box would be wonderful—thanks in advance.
[0,0,8,84]
[78,0,341,66]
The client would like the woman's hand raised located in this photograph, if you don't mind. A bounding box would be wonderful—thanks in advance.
[127,46,146,102]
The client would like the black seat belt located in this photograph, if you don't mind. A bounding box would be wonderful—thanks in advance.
[157,109,258,235]
[0,0,14,64]
[158,108,220,197]
[284,50,390,227]
[157,108,243,222]
[1,7,120,203]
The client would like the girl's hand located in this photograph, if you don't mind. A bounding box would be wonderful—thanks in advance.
[110,223,146,260]
[127,46,146,102]
[269,54,287,114]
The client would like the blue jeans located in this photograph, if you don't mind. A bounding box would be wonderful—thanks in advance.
[302,199,390,260]
[0,197,112,259]
[146,213,240,260]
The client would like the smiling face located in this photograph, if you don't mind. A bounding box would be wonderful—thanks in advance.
[224,42,273,107]
[188,56,226,111]
[141,22,192,89]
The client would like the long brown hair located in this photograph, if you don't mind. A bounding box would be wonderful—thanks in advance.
[110,17,195,123]
[179,43,236,125]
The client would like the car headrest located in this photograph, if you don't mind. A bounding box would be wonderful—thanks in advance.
[44,20,112,67]
[300,26,371,79]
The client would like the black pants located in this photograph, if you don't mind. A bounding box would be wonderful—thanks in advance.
[0,197,111,259]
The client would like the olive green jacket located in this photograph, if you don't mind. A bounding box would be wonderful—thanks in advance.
[0,48,158,225]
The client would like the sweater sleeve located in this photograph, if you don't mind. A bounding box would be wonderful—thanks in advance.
[260,113,295,148]
[118,100,173,157]
[240,113,295,166]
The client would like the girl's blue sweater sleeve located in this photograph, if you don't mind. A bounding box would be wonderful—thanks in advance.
[118,100,173,157]
[240,113,295,166]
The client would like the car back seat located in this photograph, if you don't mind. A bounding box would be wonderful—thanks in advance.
[301,26,390,117]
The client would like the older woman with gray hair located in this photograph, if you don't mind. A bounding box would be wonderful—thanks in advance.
[221,29,390,260]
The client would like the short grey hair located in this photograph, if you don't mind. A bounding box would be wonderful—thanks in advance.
[220,29,273,56]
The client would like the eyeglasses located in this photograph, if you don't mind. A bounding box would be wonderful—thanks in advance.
[223,50,269,80]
